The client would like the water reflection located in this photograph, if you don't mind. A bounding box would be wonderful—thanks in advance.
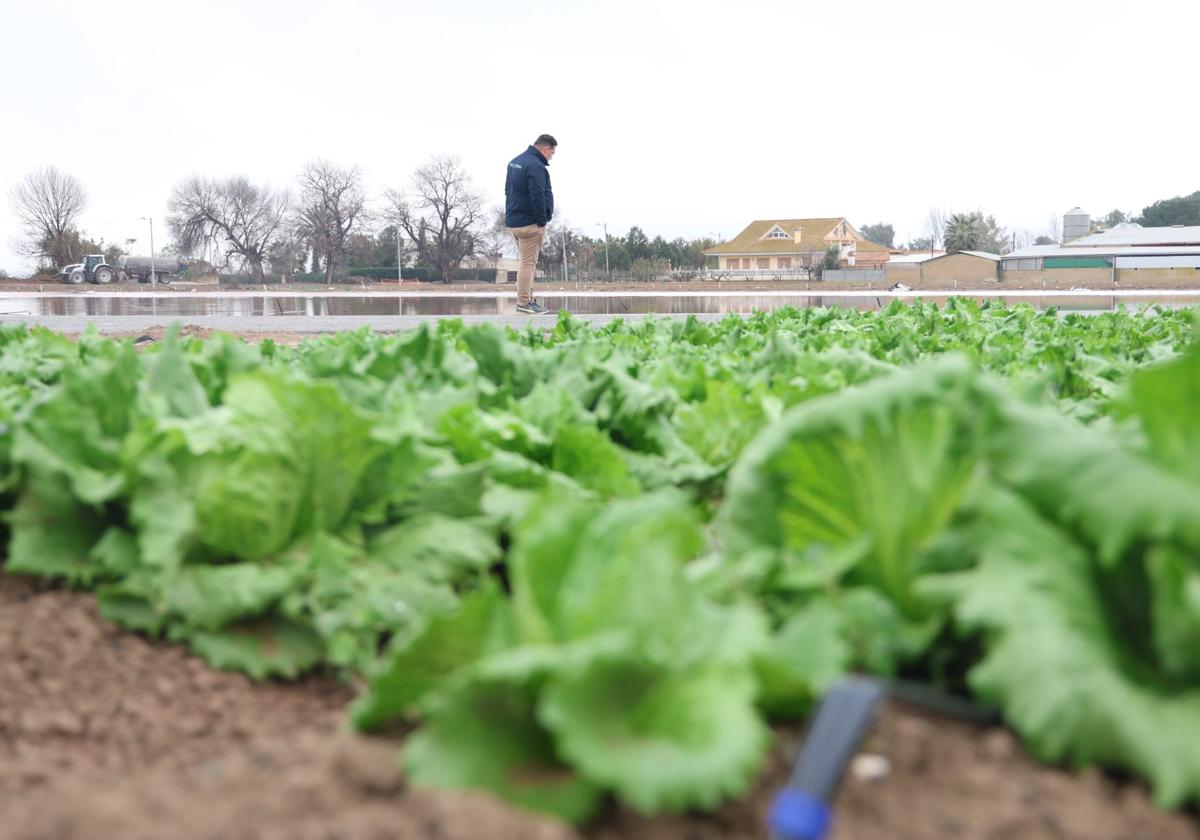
[0,293,1194,318]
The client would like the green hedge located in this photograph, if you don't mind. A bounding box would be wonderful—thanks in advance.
[450,268,502,283]
[219,272,359,285]
[340,266,434,281]
[346,266,501,283]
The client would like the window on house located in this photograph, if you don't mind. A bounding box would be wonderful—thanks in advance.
[778,257,792,268]
[765,228,790,239]
[757,258,770,269]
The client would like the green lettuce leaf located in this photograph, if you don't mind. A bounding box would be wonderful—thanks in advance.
[1125,341,1200,484]
[986,397,1200,562]
[539,654,767,813]
[6,469,109,585]
[754,600,852,718]
[164,562,299,630]
[351,585,513,730]
[720,355,982,619]
[189,615,325,679]
[927,485,1200,808]
[9,347,139,504]
[406,676,602,823]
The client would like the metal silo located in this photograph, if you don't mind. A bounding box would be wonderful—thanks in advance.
[1063,207,1091,242]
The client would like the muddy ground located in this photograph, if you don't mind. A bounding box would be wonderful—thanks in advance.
[3,569,1197,840]
[99,324,315,347]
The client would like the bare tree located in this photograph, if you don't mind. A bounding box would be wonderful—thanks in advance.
[1011,211,1062,250]
[1012,229,1037,250]
[295,160,367,283]
[477,206,510,264]
[1044,212,1061,243]
[168,176,290,283]
[9,167,88,269]
[537,213,575,274]
[923,206,948,251]
[384,156,488,282]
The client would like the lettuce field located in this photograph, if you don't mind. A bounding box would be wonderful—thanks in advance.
[2,300,1199,829]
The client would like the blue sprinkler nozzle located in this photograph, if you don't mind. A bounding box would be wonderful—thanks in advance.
[768,787,833,840]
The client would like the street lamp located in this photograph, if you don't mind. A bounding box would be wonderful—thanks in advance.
[562,228,569,283]
[140,216,156,286]
[395,226,403,283]
[594,222,609,277]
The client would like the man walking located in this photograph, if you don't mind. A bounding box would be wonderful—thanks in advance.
[505,134,557,314]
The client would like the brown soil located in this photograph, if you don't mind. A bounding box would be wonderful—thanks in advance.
[0,571,571,840]
[96,324,315,347]
[2,569,1197,840]
[0,572,353,799]
[598,710,1200,840]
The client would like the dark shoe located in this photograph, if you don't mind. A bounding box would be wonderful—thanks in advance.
[516,300,550,314]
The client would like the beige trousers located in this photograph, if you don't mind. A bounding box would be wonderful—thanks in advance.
[509,224,545,304]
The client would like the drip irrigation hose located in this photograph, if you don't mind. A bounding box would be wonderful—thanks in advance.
[768,676,999,840]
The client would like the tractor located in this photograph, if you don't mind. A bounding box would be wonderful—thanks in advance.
[58,254,117,285]
[58,254,182,284]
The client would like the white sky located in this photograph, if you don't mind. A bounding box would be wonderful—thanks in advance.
[1,0,1197,273]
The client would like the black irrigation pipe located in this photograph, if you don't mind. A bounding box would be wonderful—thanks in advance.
[768,676,1000,840]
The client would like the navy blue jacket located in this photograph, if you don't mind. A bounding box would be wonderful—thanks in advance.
[505,146,553,228]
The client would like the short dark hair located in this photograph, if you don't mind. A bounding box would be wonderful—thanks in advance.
[534,134,558,148]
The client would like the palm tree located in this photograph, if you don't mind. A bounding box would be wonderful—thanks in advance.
[942,212,990,253]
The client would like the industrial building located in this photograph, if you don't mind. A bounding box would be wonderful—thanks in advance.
[1002,210,1200,286]
[885,251,1000,285]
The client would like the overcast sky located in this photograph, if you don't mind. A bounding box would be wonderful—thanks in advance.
[1,0,1196,273]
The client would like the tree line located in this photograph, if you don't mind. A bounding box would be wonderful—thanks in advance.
[5,163,718,282]
[9,164,1199,278]
[157,157,493,284]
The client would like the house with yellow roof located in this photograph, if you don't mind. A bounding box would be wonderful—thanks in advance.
[703,218,893,271]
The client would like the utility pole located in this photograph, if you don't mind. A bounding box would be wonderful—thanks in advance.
[596,222,609,278]
[396,227,403,283]
[562,228,569,283]
[141,217,156,286]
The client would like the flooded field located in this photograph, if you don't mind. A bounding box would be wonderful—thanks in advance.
[0,291,1196,318]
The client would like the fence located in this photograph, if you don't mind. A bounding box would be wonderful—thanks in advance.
[521,267,822,283]
[216,265,826,286]
[217,267,502,285]
[700,269,814,282]
[565,268,714,283]
[819,269,886,283]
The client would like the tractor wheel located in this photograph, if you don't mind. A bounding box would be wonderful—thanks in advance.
[93,266,115,284]
[67,269,85,285]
